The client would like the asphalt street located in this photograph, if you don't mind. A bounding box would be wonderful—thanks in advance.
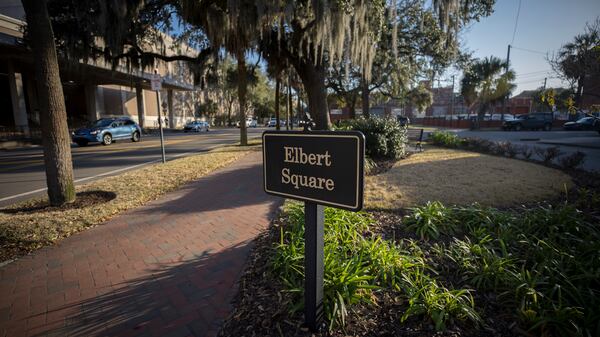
[0,127,265,207]
[431,129,600,172]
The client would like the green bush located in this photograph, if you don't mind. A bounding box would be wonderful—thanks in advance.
[340,118,407,159]
[429,131,463,148]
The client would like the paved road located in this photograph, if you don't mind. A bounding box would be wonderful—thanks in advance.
[431,129,600,172]
[0,127,265,207]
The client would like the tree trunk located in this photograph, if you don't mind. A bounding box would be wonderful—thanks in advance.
[22,0,75,206]
[275,73,281,130]
[349,99,357,119]
[575,77,584,107]
[297,87,303,121]
[294,61,330,130]
[236,53,248,146]
[226,99,233,126]
[361,78,370,118]
[287,74,292,130]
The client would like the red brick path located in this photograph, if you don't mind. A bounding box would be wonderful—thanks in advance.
[0,152,280,337]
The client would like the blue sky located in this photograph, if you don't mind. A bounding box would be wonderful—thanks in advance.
[448,0,600,95]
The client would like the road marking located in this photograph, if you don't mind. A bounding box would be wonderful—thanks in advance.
[0,135,258,204]
[0,136,239,172]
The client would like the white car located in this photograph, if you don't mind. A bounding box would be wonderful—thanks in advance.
[236,117,258,128]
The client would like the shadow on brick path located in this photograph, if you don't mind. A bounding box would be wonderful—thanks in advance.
[0,152,281,337]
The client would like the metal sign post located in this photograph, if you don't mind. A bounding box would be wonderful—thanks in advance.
[304,200,324,330]
[152,73,166,164]
[262,116,365,331]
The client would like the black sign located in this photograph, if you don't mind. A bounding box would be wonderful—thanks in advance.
[262,130,365,211]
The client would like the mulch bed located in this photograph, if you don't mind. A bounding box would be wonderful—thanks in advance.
[0,190,116,214]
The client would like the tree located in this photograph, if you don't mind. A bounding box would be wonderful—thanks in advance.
[406,83,433,113]
[22,0,75,206]
[461,56,515,124]
[550,18,600,106]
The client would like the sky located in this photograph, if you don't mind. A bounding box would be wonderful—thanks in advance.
[445,0,600,95]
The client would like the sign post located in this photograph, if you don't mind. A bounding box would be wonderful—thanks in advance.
[151,72,166,164]
[304,201,324,330]
[263,117,364,331]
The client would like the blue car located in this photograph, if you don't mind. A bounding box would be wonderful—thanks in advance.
[72,117,142,146]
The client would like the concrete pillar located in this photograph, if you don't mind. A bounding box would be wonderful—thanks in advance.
[95,86,105,117]
[84,84,99,121]
[135,83,145,128]
[7,62,29,133]
[25,78,40,125]
[167,89,174,128]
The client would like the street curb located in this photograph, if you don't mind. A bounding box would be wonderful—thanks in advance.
[539,141,600,150]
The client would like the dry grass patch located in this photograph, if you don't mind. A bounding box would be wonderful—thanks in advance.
[365,147,573,209]
[0,140,261,262]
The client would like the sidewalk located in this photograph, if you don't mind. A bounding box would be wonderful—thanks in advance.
[0,152,280,337]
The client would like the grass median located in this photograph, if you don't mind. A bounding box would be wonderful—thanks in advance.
[365,147,573,209]
[0,140,261,262]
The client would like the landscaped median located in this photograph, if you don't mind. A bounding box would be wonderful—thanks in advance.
[219,126,599,336]
[365,147,573,209]
[0,140,261,262]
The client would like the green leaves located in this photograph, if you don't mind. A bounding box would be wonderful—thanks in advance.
[406,201,600,335]
[271,201,479,331]
[339,117,407,159]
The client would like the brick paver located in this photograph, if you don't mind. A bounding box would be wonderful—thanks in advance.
[0,152,280,337]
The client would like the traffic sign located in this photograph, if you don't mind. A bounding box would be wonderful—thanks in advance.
[151,74,162,91]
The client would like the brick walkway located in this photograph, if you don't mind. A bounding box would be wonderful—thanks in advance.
[0,152,280,337]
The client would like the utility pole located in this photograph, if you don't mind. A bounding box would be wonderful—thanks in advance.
[501,44,511,123]
[543,77,547,90]
[450,75,455,125]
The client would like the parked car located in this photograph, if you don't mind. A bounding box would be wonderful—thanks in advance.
[266,118,286,127]
[236,117,257,128]
[503,113,553,131]
[184,121,210,132]
[396,116,410,127]
[72,117,141,146]
[562,117,597,131]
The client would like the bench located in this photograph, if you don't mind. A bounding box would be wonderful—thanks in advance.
[406,128,424,152]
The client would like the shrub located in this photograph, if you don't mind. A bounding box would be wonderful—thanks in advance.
[429,131,463,148]
[496,141,518,158]
[518,145,533,159]
[462,137,495,153]
[343,118,407,159]
[558,151,586,170]
[534,146,562,164]
[404,201,457,240]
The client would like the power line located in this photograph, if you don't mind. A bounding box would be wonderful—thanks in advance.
[511,0,522,45]
[516,69,553,77]
[511,46,551,55]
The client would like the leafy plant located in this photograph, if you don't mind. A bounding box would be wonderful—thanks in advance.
[429,131,463,148]
[405,201,457,240]
[272,202,480,330]
[518,144,533,159]
[534,146,562,164]
[558,151,586,170]
[340,118,407,159]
